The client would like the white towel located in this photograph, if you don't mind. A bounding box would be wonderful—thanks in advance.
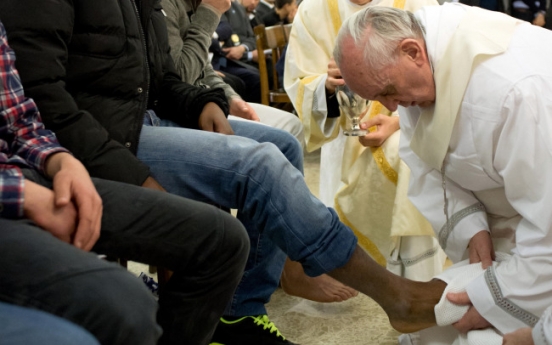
[431,253,511,345]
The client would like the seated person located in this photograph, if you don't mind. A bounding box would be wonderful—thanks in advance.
[335,4,552,344]
[261,0,297,27]
[255,0,275,20]
[162,0,304,145]
[210,20,263,103]
[0,20,249,345]
[510,0,547,26]
[239,0,264,28]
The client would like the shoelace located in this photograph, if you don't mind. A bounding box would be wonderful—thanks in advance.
[252,315,285,340]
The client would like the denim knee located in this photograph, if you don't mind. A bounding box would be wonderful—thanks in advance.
[218,212,250,275]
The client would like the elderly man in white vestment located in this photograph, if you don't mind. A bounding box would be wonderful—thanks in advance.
[283,0,446,302]
[335,3,552,344]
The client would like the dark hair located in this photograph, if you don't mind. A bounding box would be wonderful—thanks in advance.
[274,0,294,9]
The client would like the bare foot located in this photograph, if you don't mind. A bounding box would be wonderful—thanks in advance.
[385,279,447,334]
[281,259,359,303]
[326,246,446,334]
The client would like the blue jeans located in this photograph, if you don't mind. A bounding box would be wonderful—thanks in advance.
[138,111,357,316]
[0,302,100,345]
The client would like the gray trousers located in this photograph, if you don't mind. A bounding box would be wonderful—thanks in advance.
[0,170,249,345]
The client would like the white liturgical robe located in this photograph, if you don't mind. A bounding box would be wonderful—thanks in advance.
[285,0,444,280]
[399,3,552,342]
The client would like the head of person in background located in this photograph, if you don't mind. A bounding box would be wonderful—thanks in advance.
[239,0,260,15]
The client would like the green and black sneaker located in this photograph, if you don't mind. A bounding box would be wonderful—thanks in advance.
[210,315,298,345]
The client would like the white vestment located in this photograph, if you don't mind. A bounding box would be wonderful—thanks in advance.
[285,0,444,280]
[399,3,552,343]
[533,305,552,345]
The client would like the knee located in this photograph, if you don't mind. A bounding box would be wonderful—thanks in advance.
[217,212,250,274]
[66,269,161,345]
[266,130,304,172]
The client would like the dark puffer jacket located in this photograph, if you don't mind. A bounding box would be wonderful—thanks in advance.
[0,0,229,185]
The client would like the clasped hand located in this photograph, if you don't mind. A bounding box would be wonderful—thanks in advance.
[23,153,102,251]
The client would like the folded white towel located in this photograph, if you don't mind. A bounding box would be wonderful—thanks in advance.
[431,253,510,345]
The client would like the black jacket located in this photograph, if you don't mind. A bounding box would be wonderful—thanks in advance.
[221,1,257,53]
[0,0,229,185]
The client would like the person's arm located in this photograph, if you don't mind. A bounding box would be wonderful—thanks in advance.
[0,22,101,250]
[162,0,226,84]
[149,0,231,130]
[0,21,68,218]
[464,78,552,334]
[201,64,241,100]
[161,0,240,100]
[0,0,152,186]
[398,107,489,264]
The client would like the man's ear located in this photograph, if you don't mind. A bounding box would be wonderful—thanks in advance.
[399,39,424,66]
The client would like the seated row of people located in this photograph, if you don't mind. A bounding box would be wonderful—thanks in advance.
[0,1,446,344]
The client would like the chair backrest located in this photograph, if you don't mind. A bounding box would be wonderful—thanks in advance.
[254,24,290,106]
[283,23,292,41]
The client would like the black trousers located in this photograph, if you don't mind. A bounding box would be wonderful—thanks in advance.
[0,170,249,345]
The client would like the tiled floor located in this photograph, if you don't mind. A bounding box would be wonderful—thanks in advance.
[129,148,400,345]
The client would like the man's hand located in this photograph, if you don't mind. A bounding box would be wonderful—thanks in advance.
[325,58,345,94]
[250,49,259,63]
[533,12,546,27]
[42,152,102,251]
[142,176,166,192]
[229,97,260,121]
[199,102,234,135]
[503,327,534,345]
[223,46,246,60]
[447,292,492,333]
[358,115,399,147]
[23,179,78,244]
[202,0,231,14]
[469,230,495,269]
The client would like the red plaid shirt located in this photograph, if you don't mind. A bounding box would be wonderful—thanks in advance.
[0,21,68,218]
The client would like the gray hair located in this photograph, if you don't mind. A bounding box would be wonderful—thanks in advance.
[333,6,425,71]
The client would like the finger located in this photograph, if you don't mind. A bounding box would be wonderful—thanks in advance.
[452,319,471,334]
[73,189,102,251]
[53,175,72,207]
[329,77,345,87]
[477,247,494,269]
[201,118,214,132]
[361,118,381,129]
[73,199,95,250]
[446,291,471,305]
[215,119,234,135]
[469,245,481,264]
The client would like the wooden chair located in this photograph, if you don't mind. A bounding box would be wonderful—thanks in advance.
[254,24,291,108]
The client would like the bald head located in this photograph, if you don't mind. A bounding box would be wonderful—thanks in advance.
[331,6,435,111]
[334,6,425,71]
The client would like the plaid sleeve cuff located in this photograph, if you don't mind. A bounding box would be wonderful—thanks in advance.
[0,166,25,218]
[33,146,70,175]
